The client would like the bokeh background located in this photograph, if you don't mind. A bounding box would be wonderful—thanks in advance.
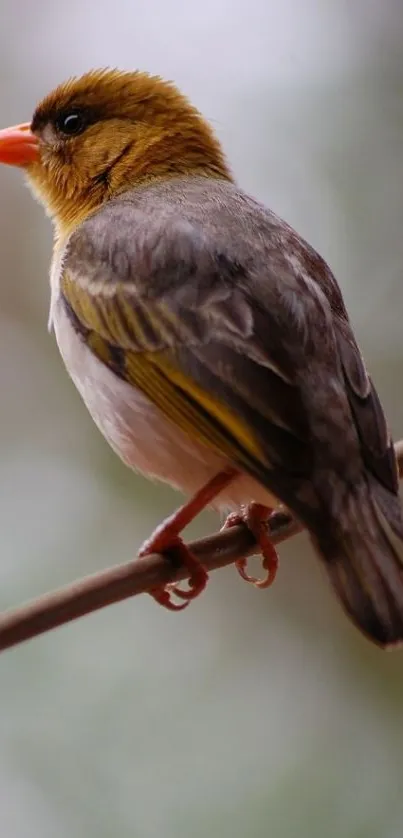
[1,1,403,836]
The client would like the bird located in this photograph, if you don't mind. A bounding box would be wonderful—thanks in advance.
[0,68,403,647]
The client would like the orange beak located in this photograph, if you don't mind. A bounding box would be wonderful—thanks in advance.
[0,123,39,167]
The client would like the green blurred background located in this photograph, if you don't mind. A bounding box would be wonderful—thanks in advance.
[1,1,403,836]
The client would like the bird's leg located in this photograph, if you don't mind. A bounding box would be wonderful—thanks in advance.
[222,503,279,589]
[138,467,239,610]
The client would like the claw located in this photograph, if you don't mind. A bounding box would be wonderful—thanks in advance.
[149,586,189,611]
[139,532,208,609]
[222,503,279,589]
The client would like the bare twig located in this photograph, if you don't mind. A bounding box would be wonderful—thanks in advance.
[1,440,402,653]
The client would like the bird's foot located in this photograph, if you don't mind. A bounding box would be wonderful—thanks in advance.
[139,467,239,610]
[139,532,208,611]
[222,503,279,588]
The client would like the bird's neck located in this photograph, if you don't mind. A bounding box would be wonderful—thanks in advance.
[105,124,233,197]
[51,124,232,238]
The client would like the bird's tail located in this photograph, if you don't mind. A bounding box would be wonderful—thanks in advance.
[310,477,403,647]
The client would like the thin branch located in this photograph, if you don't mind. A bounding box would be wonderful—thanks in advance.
[1,441,402,653]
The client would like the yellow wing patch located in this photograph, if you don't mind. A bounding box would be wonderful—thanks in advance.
[150,351,262,460]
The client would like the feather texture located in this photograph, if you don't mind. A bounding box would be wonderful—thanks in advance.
[53,174,403,646]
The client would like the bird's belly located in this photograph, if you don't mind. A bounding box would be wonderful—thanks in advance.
[53,300,278,511]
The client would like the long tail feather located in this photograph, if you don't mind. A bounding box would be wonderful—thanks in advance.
[310,479,403,647]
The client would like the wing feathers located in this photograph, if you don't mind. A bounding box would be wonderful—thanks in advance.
[336,324,399,494]
[60,187,398,510]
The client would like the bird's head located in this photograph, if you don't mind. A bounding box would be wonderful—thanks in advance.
[0,68,231,235]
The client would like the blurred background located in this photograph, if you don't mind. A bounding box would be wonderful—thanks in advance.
[1,1,403,835]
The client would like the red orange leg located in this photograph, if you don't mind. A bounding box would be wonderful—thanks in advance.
[139,467,238,610]
[222,503,279,589]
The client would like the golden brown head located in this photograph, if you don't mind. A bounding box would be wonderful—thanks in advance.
[0,68,231,234]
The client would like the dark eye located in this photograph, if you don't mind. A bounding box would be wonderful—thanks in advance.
[55,110,86,136]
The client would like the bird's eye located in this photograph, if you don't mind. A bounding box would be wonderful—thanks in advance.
[55,111,86,136]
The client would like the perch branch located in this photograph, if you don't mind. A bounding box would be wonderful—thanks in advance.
[1,440,402,653]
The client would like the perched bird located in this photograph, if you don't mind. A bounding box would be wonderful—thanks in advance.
[1,68,403,647]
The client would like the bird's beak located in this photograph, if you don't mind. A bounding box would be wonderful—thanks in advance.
[0,123,39,167]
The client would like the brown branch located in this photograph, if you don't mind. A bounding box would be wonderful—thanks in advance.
[1,440,402,653]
